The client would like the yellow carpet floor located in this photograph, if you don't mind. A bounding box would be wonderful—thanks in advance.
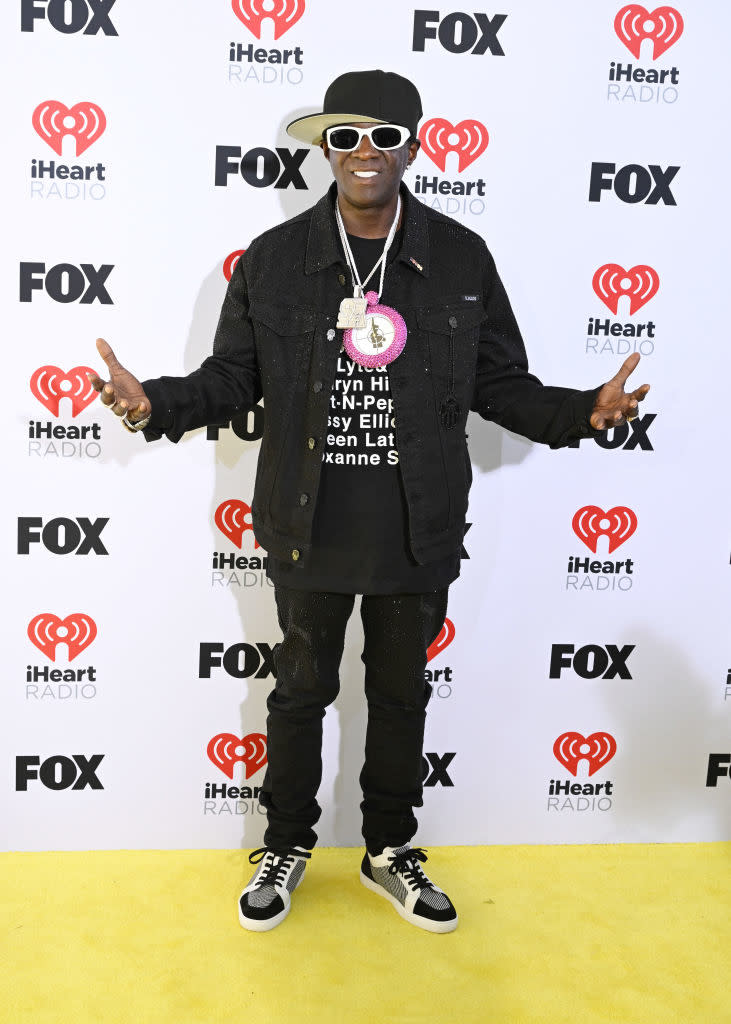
[2,844,729,1024]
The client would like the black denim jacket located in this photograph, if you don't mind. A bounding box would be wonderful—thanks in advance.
[143,183,600,568]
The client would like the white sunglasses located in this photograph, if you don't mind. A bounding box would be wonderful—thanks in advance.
[324,124,411,152]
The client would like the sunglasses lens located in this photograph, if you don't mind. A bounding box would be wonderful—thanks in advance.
[326,125,408,150]
[371,126,406,149]
[327,128,360,150]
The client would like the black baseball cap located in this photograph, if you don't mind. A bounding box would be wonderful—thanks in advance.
[286,70,423,145]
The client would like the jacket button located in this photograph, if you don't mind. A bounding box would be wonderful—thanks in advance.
[448,315,458,329]
[299,493,309,506]
[337,273,346,287]
[307,436,316,450]
[313,381,323,393]
[291,549,300,561]
[327,329,336,341]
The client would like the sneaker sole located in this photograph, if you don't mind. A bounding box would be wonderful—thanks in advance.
[238,872,305,933]
[359,870,458,934]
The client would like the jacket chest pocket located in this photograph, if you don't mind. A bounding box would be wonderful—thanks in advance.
[416,303,484,390]
[250,302,317,384]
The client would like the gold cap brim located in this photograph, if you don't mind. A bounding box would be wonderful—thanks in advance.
[286,112,387,146]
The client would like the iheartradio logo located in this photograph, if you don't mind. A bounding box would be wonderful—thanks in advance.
[27,613,97,662]
[223,249,246,283]
[231,0,305,39]
[30,366,98,418]
[427,618,455,662]
[207,732,268,779]
[214,499,261,549]
[553,731,617,776]
[572,506,638,554]
[32,101,106,157]
[418,118,489,173]
[592,264,659,315]
[614,5,683,60]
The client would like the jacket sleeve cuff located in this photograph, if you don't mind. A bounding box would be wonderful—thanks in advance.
[575,385,603,437]
[549,385,604,449]
[140,378,175,443]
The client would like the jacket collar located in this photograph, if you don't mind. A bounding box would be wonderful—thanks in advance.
[304,181,430,279]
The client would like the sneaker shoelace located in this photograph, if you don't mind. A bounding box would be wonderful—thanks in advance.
[387,847,432,893]
[249,846,311,889]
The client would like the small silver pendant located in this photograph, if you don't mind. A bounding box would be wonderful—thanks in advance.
[337,296,367,329]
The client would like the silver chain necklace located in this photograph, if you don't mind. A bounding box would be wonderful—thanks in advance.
[335,196,401,330]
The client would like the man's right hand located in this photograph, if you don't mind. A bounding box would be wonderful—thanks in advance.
[88,338,151,427]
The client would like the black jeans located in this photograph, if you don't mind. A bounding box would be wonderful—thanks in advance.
[258,585,449,854]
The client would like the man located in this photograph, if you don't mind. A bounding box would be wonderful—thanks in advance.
[89,70,649,934]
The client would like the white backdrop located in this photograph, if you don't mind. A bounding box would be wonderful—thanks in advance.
[3,0,730,851]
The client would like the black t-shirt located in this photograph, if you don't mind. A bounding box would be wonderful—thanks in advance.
[266,232,461,595]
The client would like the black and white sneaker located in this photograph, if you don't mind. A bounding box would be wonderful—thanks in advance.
[238,846,311,932]
[360,845,458,933]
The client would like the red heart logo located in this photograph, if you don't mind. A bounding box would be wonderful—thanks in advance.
[231,0,306,40]
[32,100,106,157]
[553,731,617,776]
[614,5,684,60]
[207,733,268,779]
[30,366,99,418]
[418,118,489,173]
[427,618,455,662]
[27,613,98,662]
[214,499,260,549]
[223,249,246,282]
[592,264,659,315]
[572,506,637,553]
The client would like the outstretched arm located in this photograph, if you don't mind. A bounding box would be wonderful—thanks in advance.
[471,245,650,447]
[88,254,262,442]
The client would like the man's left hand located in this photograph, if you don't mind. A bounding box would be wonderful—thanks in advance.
[590,353,651,430]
